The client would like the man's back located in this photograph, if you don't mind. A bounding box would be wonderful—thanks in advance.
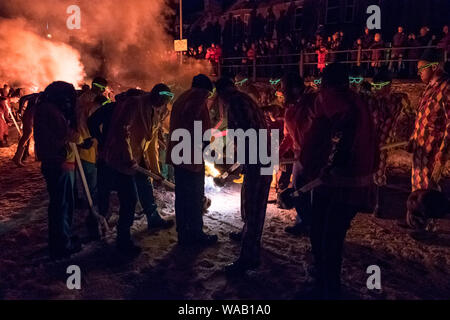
[34,102,70,165]
[168,88,211,172]
[103,96,154,174]
[302,88,376,178]
[227,90,266,131]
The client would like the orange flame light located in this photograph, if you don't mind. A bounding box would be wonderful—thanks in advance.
[205,161,221,178]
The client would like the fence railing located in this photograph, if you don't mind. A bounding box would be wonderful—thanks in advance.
[218,45,448,81]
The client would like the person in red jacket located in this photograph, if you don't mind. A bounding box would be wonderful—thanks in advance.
[214,44,222,75]
[299,63,376,299]
[315,45,328,73]
[206,44,220,76]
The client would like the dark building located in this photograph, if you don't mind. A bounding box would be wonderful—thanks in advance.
[313,0,450,41]
[191,0,449,44]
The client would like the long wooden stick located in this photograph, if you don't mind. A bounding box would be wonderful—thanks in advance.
[70,143,109,234]
[136,166,176,190]
[380,141,408,151]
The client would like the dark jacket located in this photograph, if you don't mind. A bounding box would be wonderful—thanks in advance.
[300,88,376,206]
[87,101,116,154]
[225,89,269,171]
[392,32,408,57]
[34,102,81,169]
[167,88,211,173]
[103,95,156,175]
[279,92,316,159]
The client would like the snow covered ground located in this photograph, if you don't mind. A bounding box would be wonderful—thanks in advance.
[1,136,449,300]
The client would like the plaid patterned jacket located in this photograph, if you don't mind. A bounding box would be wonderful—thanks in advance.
[411,75,450,164]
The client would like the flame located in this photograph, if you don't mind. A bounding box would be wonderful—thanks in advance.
[205,161,221,178]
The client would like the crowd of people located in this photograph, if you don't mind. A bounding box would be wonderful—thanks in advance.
[185,7,450,79]
[0,85,24,147]
[1,45,448,299]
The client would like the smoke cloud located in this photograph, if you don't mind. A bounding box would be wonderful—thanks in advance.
[0,18,85,91]
[0,0,210,92]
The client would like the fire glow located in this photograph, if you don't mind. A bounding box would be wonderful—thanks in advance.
[0,19,85,91]
[205,161,221,178]
[0,0,211,92]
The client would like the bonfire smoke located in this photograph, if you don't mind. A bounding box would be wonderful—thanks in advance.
[0,0,210,91]
[0,18,85,91]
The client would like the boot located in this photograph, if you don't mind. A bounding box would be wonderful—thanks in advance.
[147,211,174,230]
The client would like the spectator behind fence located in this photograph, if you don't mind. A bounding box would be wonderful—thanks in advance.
[370,33,385,72]
[438,25,450,54]
[185,10,448,79]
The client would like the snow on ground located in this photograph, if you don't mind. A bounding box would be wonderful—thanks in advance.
[0,137,450,300]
